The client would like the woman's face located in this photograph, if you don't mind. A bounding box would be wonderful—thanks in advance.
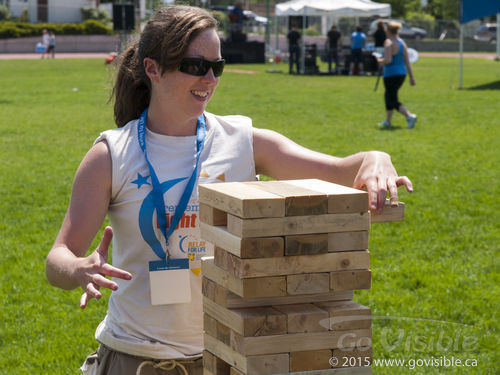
[152,28,221,123]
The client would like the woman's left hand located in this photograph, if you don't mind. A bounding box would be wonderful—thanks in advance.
[353,151,413,213]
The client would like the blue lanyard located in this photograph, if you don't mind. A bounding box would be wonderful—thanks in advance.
[137,108,206,260]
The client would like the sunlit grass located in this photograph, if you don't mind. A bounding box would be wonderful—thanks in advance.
[0,56,499,374]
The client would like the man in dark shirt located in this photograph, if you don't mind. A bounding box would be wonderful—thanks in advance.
[287,26,301,74]
[327,25,342,74]
[373,20,387,52]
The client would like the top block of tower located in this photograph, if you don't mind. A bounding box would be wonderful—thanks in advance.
[198,179,368,218]
[199,179,404,222]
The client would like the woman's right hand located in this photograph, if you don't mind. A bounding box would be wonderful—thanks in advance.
[76,226,132,309]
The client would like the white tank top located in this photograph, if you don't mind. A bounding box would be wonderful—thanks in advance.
[93,112,256,359]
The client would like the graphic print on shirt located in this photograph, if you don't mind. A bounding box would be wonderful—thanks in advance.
[136,175,207,275]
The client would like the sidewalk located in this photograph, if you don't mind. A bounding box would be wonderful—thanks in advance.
[0,52,110,60]
[0,52,497,60]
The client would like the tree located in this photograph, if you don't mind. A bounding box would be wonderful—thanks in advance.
[425,0,459,20]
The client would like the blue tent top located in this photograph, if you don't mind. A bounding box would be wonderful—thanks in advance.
[460,0,500,24]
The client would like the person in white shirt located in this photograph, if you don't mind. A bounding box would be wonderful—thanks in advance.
[45,5,413,375]
[41,29,50,59]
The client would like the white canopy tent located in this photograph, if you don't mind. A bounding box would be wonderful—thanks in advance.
[274,0,391,73]
[276,0,391,18]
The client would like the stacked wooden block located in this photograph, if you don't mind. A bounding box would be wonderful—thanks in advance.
[198,179,404,375]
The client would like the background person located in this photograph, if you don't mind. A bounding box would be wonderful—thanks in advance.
[376,21,417,129]
[228,1,246,42]
[373,20,386,55]
[287,25,301,74]
[349,26,366,75]
[47,32,56,58]
[326,25,342,74]
[45,5,413,375]
[41,29,50,59]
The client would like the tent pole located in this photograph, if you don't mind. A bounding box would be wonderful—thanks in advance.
[496,13,500,61]
[301,10,306,74]
[459,24,464,89]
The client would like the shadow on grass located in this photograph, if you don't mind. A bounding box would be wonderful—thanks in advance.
[466,80,500,90]
[378,125,404,131]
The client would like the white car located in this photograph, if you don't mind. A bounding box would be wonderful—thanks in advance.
[473,23,497,43]
[369,19,427,40]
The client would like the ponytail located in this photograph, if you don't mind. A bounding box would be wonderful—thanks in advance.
[112,41,151,127]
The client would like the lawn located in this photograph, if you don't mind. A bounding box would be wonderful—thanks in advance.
[0,56,499,374]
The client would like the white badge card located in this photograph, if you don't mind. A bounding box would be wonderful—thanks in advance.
[149,258,191,305]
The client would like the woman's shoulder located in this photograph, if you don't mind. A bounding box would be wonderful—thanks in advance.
[205,112,252,128]
[95,119,138,146]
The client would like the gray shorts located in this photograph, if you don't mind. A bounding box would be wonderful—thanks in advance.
[81,345,203,375]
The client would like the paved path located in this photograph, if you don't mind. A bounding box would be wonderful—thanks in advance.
[0,52,497,60]
[0,52,110,60]
[419,52,498,60]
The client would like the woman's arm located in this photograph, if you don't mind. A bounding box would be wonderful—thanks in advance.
[46,141,131,308]
[380,38,393,65]
[253,128,413,213]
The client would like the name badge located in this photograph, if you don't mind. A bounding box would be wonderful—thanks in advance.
[149,258,191,305]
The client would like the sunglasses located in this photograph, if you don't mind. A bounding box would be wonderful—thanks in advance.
[178,57,225,77]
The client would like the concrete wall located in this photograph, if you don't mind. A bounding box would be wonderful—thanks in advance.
[0,35,120,53]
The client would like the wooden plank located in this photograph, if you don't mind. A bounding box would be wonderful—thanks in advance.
[285,233,329,256]
[204,334,248,373]
[330,270,372,291]
[274,303,329,333]
[198,182,285,218]
[287,273,330,295]
[204,297,287,336]
[209,251,370,279]
[328,231,369,252]
[229,368,245,375]
[289,350,333,371]
[246,353,289,375]
[227,212,370,238]
[203,350,231,375]
[246,180,328,216]
[223,290,354,309]
[331,346,372,368]
[371,200,404,222]
[284,367,372,375]
[314,301,372,331]
[204,313,218,338]
[227,366,372,375]
[201,223,284,258]
[229,328,372,355]
[200,203,228,226]
[285,179,368,214]
[217,319,232,346]
[203,277,216,300]
[205,334,291,375]
[202,258,286,298]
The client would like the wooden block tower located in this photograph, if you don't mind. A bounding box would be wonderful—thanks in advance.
[198,179,404,375]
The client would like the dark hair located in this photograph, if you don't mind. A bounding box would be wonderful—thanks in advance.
[356,25,362,32]
[112,5,218,127]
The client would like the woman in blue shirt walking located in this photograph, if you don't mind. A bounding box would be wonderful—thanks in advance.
[377,22,417,128]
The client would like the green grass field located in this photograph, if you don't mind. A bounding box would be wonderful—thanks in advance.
[0,56,499,374]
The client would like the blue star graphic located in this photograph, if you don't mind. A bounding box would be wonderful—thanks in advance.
[131,173,151,188]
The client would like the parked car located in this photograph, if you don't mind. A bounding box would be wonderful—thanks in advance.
[243,10,268,26]
[473,23,497,43]
[369,19,427,40]
[209,5,267,26]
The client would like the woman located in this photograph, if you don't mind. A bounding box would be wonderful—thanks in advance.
[377,21,417,129]
[46,6,412,375]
